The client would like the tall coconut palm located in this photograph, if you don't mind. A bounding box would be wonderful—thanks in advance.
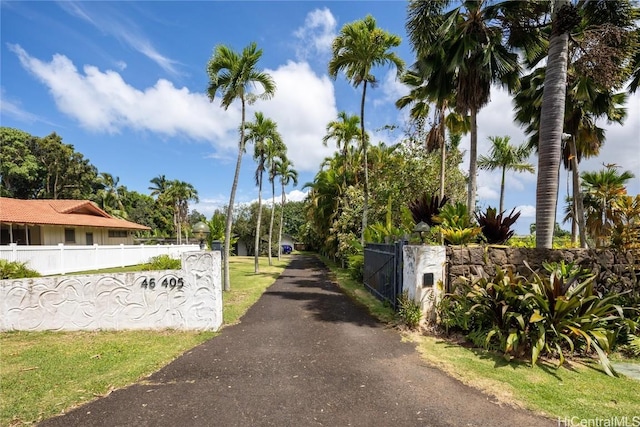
[535,1,579,248]
[276,157,298,261]
[515,0,638,248]
[515,64,629,247]
[246,112,281,273]
[207,42,276,291]
[477,136,534,214]
[328,15,404,246]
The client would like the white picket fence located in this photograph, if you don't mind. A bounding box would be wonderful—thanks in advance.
[0,243,199,276]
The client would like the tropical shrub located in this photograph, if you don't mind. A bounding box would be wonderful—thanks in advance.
[524,261,630,376]
[397,292,422,329]
[0,259,41,279]
[441,268,531,356]
[433,202,482,245]
[144,255,181,270]
[408,192,449,228]
[475,207,521,244]
[439,261,634,376]
[619,334,640,358]
[347,253,364,281]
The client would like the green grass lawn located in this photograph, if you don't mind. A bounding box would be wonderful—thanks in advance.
[0,255,290,426]
[319,255,640,422]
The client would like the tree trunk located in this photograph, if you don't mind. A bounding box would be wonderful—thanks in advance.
[360,81,369,247]
[278,181,286,261]
[536,1,570,249]
[570,137,588,248]
[268,178,276,266]
[499,165,506,214]
[439,104,446,201]
[254,172,263,273]
[223,98,246,291]
[466,109,478,215]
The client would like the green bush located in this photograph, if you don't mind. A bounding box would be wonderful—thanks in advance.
[0,259,41,279]
[144,255,181,270]
[619,334,640,358]
[433,202,482,245]
[347,253,364,281]
[438,261,635,376]
[397,292,422,329]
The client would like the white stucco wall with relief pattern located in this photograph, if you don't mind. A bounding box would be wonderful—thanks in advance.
[0,251,222,332]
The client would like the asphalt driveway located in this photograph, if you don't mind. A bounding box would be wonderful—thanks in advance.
[40,255,553,427]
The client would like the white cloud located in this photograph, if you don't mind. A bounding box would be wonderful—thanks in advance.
[373,69,406,108]
[10,44,239,148]
[257,61,338,172]
[580,91,640,196]
[516,205,536,218]
[286,189,308,202]
[10,46,338,174]
[115,60,127,71]
[293,8,337,61]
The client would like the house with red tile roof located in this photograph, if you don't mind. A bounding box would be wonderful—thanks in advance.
[0,197,150,245]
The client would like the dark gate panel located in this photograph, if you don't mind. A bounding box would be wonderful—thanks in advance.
[363,241,405,309]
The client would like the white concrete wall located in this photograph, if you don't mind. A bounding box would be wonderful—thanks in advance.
[402,245,446,324]
[0,251,222,332]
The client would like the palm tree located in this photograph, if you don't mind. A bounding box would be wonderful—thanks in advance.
[581,166,634,247]
[406,0,520,215]
[445,1,520,215]
[477,136,534,214]
[304,165,343,257]
[97,172,127,218]
[266,138,286,266]
[276,158,298,261]
[322,111,361,189]
[395,65,467,201]
[148,174,168,199]
[246,112,281,273]
[515,60,629,248]
[207,42,276,291]
[165,180,198,245]
[511,0,638,248]
[328,14,404,246]
[535,1,578,248]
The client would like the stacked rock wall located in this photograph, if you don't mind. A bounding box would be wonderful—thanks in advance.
[446,246,638,295]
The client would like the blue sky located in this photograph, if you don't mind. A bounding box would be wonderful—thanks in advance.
[2,1,639,235]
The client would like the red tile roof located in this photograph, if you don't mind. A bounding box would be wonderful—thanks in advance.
[0,198,150,230]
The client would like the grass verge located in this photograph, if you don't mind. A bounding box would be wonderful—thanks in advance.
[1,255,290,426]
[318,255,640,421]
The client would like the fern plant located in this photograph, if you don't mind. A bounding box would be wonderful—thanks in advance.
[397,292,423,329]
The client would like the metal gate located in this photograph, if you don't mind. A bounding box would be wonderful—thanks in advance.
[363,241,405,309]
